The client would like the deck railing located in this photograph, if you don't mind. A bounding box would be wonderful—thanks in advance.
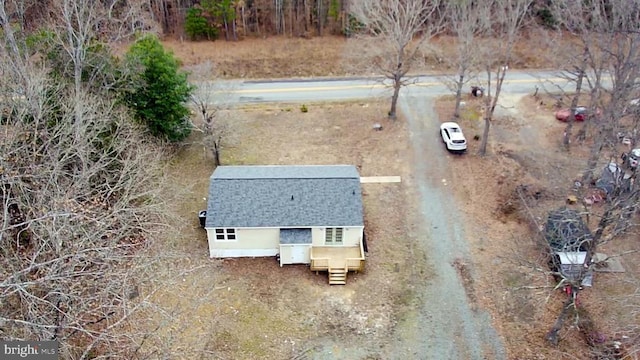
[311,257,330,269]
[310,245,364,271]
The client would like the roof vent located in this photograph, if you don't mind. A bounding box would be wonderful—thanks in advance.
[291,195,294,201]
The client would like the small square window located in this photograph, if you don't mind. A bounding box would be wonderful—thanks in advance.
[214,228,237,241]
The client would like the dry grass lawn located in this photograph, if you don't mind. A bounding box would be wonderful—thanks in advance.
[161,33,554,80]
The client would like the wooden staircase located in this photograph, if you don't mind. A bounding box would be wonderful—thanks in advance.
[328,266,348,285]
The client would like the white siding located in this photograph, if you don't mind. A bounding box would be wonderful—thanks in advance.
[211,248,279,258]
[279,244,311,265]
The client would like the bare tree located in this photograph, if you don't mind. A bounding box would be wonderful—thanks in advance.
[0,0,50,125]
[445,0,493,119]
[0,86,172,357]
[187,61,233,167]
[477,0,532,155]
[348,0,442,120]
[530,2,640,338]
[45,0,157,123]
[0,1,176,357]
[542,28,590,149]
[553,0,640,185]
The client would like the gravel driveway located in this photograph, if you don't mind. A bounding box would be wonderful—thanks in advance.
[378,93,506,360]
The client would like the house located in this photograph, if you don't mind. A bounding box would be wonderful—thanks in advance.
[203,165,365,284]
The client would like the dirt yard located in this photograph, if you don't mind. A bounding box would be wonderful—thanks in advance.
[135,102,428,359]
[134,95,640,359]
[435,93,640,359]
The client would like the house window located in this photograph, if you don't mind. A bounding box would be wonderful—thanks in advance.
[325,228,343,245]
[215,228,236,241]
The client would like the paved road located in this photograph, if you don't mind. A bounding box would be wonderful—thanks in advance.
[204,71,578,105]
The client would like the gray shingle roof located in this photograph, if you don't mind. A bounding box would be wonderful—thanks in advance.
[206,165,364,228]
[212,165,360,179]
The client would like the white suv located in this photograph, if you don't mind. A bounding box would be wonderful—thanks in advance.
[440,122,467,152]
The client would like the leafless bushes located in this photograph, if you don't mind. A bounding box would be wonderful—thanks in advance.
[0,89,170,357]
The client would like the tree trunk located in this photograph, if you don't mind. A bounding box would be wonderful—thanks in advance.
[74,58,83,124]
[255,7,261,36]
[453,73,464,118]
[290,0,294,35]
[389,79,401,120]
[479,115,490,155]
[213,140,221,166]
[281,1,286,36]
[316,0,323,36]
[304,0,309,33]
[564,51,588,149]
[240,5,246,36]
[545,295,576,346]
[478,69,492,156]
[563,82,583,150]
[232,17,238,41]
[274,0,280,34]
[582,136,604,185]
[478,66,509,156]
[161,0,170,33]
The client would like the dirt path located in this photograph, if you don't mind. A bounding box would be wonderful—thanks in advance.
[383,93,507,359]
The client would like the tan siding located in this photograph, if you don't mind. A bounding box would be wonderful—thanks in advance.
[342,227,362,246]
[311,228,325,246]
[207,228,280,251]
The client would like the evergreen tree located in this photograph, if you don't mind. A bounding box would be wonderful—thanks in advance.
[124,35,194,142]
[185,7,218,40]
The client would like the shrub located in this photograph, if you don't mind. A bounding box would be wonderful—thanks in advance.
[536,7,557,29]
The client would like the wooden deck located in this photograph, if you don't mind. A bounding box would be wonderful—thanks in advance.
[310,246,365,272]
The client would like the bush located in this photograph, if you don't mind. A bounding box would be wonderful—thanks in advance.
[344,14,365,37]
[300,104,308,113]
[536,7,557,29]
[123,35,194,142]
